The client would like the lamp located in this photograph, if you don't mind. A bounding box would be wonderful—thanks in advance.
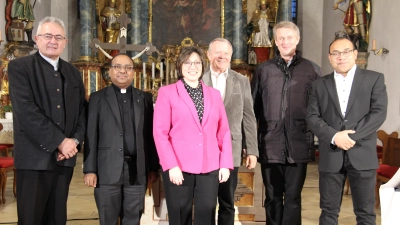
[371,39,389,56]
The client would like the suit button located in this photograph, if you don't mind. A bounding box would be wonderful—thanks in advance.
[119,148,122,151]
[57,105,60,109]
[119,133,122,136]
[199,143,202,146]
[199,133,202,135]
[57,89,60,92]
[55,74,58,77]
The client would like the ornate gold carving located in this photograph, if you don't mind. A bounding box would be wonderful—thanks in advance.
[221,0,225,38]
[148,0,153,43]
[242,0,247,14]
[231,59,246,66]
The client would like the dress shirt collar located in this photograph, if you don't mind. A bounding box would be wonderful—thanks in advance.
[39,51,59,71]
[210,67,229,78]
[112,83,132,94]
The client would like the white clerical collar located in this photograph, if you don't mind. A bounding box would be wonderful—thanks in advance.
[210,67,229,78]
[121,89,127,93]
[39,51,59,71]
[334,64,357,78]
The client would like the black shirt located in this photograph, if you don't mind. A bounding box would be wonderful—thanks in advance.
[112,84,137,157]
[183,80,204,124]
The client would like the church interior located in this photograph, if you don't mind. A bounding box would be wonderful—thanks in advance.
[0,0,399,224]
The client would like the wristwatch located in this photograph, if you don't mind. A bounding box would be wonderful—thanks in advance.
[72,138,79,146]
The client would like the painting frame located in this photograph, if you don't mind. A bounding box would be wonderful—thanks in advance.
[148,0,225,51]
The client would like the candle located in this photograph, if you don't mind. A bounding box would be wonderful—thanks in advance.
[133,72,137,88]
[138,72,142,90]
[143,62,146,78]
[166,60,170,85]
[372,39,376,51]
[0,30,2,41]
[175,69,178,78]
[152,62,155,78]
[160,62,164,78]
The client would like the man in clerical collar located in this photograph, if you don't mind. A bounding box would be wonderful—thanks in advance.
[84,53,159,224]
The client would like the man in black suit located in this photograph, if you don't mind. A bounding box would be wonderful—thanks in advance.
[8,17,86,224]
[83,53,159,224]
[306,37,387,225]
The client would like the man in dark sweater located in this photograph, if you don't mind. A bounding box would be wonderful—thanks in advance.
[251,21,322,225]
[8,16,86,224]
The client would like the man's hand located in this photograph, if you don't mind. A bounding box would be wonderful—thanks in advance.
[83,173,97,187]
[57,152,66,161]
[219,168,230,183]
[334,130,356,150]
[148,171,159,183]
[169,166,184,185]
[58,138,78,159]
[246,155,257,169]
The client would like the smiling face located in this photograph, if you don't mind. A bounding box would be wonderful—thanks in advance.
[328,38,358,76]
[109,54,134,89]
[275,27,300,60]
[34,22,67,60]
[207,40,232,74]
[181,52,203,85]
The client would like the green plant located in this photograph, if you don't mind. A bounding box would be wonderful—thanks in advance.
[3,105,12,112]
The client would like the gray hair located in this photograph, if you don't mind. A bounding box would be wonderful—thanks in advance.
[208,38,233,53]
[273,21,300,40]
[36,17,66,35]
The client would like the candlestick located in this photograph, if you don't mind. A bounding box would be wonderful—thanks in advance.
[143,62,146,78]
[175,69,178,78]
[133,72,137,88]
[0,30,2,41]
[152,62,155,78]
[138,72,142,90]
[166,60,170,85]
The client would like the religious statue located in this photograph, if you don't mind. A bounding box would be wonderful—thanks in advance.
[333,0,371,51]
[101,0,122,55]
[6,0,35,45]
[247,0,276,64]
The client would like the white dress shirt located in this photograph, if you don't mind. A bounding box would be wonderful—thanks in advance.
[334,64,356,118]
[210,67,229,100]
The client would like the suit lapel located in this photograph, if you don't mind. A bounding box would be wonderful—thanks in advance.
[105,86,123,131]
[132,89,143,131]
[176,81,202,130]
[345,68,365,118]
[202,71,213,87]
[201,81,211,126]
[224,70,235,106]
[324,73,343,118]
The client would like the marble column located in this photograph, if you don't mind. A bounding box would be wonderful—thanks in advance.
[224,0,233,42]
[78,0,94,61]
[277,0,293,22]
[129,0,142,60]
[231,0,246,65]
[140,0,149,61]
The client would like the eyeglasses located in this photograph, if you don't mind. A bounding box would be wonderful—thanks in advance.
[329,49,354,59]
[183,61,202,68]
[111,65,134,72]
[37,34,66,41]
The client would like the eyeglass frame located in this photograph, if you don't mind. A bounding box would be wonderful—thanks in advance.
[111,64,134,72]
[183,61,202,68]
[329,49,355,59]
[37,33,67,41]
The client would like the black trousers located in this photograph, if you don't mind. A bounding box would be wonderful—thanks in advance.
[217,167,239,225]
[94,161,145,225]
[16,165,74,225]
[319,152,376,225]
[162,169,219,225]
[261,162,307,225]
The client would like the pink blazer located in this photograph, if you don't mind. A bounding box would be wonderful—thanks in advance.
[153,80,233,174]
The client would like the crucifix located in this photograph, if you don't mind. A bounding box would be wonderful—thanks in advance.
[89,13,157,56]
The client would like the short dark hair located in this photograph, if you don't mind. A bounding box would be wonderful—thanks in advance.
[176,46,205,80]
[328,37,357,53]
[110,53,134,65]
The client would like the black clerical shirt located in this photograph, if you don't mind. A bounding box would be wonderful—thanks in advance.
[112,84,137,157]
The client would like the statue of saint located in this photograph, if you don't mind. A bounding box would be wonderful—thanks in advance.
[8,0,35,44]
[247,0,276,64]
[333,0,371,51]
[101,0,122,46]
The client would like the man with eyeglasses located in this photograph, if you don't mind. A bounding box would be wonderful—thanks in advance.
[8,17,86,224]
[251,21,321,225]
[83,53,159,224]
[202,38,258,225]
[306,37,387,225]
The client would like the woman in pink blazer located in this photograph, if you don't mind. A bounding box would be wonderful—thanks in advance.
[153,46,233,225]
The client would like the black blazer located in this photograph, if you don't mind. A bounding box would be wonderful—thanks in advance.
[83,86,158,185]
[306,68,387,172]
[9,52,86,170]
